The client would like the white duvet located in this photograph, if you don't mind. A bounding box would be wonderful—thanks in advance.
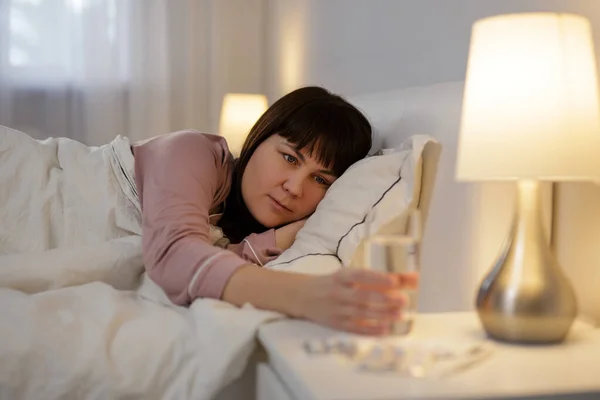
[0,126,282,400]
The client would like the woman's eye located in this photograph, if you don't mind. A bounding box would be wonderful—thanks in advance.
[283,154,297,164]
[314,176,329,186]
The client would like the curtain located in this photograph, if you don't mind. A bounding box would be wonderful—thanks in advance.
[0,0,219,145]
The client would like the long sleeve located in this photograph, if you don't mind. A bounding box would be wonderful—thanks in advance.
[227,229,282,267]
[133,130,248,305]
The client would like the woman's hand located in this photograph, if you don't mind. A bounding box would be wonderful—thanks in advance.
[298,268,418,335]
[275,218,307,250]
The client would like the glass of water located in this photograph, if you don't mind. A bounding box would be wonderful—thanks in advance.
[363,209,421,335]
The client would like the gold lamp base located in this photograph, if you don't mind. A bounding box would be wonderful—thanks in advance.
[476,180,578,344]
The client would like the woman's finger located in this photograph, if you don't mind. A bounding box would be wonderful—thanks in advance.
[396,272,419,289]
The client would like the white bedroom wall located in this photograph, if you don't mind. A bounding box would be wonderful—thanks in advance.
[264,0,600,320]
[208,0,267,134]
[554,185,600,326]
[265,0,600,99]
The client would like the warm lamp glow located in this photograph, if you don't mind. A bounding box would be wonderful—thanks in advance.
[456,13,599,345]
[456,13,600,181]
[219,93,268,157]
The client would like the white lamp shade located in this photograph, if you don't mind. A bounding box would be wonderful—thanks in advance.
[219,93,268,157]
[456,13,600,181]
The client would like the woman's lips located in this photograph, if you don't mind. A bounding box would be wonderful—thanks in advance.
[268,196,291,212]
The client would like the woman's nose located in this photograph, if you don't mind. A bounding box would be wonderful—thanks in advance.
[282,172,304,198]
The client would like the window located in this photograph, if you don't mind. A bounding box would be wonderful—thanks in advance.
[3,0,121,86]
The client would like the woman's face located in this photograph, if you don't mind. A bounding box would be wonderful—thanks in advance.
[241,134,338,228]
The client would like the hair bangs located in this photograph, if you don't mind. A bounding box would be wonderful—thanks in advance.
[277,102,369,176]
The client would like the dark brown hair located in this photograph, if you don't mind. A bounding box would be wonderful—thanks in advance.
[218,86,372,243]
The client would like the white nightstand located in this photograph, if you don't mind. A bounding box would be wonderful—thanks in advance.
[256,312,600,400]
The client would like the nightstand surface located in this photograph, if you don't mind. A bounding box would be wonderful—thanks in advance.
[258,312,600,400]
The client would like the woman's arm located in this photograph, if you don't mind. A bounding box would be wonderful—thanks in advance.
[222,264,414,335]
[222,264,310,317]
[134,131,249,305]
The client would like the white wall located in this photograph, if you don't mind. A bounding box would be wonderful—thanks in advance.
[555,184,600,325]
[207,0,267,134]
[265,0,600,320]
[266,0,600,98]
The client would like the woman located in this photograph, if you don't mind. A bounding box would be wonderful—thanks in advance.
[136,87,411,335]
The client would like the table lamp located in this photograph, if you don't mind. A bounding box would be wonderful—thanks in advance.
[456,13,600,344]
[219,93,268,157]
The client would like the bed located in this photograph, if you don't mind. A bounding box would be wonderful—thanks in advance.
[0,81,456,400]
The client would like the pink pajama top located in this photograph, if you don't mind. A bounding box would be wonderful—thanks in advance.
[132,130,282,305]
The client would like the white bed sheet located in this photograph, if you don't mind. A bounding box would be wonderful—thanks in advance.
[0,275,281,400]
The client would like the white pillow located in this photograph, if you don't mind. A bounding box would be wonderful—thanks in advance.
[265,134,437,273]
